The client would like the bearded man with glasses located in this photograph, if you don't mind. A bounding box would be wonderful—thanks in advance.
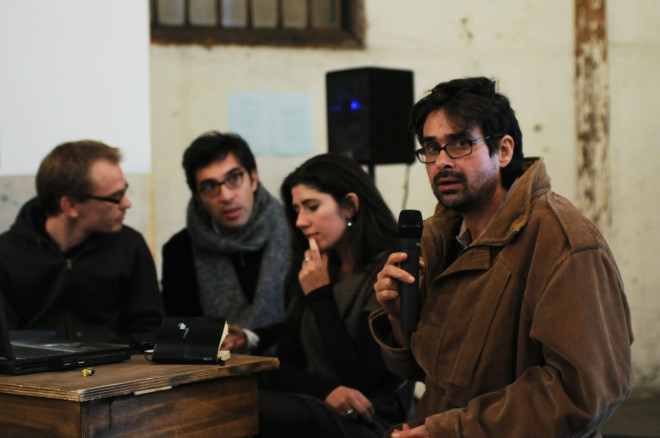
[371,77,633,437]
[162,131,290,356]
[0,140,163,344]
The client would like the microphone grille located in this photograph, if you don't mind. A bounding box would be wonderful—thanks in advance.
[398,210,423,238]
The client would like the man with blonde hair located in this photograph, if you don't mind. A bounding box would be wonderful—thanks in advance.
[0,140,163,344]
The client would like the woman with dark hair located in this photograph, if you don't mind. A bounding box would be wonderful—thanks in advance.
[258,154,409,438]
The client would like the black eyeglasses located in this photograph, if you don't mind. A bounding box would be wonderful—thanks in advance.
[197,169,246,198]
[80,184,129,204]
[415,135,500,163]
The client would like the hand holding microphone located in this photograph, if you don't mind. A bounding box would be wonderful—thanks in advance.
[374,210,423,344]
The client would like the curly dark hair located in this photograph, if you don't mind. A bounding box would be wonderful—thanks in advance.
[182,131,257,194]
[410,76,524,188]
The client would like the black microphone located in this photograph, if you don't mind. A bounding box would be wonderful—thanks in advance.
[398,210,423,333]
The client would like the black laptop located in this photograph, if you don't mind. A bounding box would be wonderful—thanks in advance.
[0,293,132,375]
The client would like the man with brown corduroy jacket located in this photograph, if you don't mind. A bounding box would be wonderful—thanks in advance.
[371,76,633,438]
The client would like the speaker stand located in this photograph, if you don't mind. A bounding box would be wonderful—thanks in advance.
[367,162,375,182]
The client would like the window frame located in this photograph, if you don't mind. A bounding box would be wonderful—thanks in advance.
[150,0,365,49]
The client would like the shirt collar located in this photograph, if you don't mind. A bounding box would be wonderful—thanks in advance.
[455,185,514,250]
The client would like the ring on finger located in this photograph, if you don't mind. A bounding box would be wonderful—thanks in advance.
[345,409,355,417]
[303,257,311,262]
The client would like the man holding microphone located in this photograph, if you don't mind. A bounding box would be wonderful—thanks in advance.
[371,77,633,437]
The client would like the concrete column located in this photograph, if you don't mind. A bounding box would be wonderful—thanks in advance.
[575,0,610,233]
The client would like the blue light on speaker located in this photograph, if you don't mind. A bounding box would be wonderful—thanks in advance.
[329,99,362,114]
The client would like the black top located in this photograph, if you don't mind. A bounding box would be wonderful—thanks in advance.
[0,198,163,344]
[260,256,408,424]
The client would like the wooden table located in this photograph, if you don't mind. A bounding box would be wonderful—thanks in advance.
[0,354,279,437]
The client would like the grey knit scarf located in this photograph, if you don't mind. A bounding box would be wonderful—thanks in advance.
[187,184,290,330]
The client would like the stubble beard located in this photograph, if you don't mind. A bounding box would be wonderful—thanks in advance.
[433,170,499,215]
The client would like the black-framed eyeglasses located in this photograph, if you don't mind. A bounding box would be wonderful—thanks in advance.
[414,135,500,163]
[80,184,129,204]
[197,169,246,198]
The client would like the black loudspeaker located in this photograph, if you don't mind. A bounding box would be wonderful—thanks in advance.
[326,67,414,165]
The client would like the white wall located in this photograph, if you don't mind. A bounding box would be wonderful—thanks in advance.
[151,0,576,250]
[609,0,660,386]
[0,0,151,175]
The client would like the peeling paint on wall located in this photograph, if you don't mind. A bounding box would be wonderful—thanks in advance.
[575,0,610,234]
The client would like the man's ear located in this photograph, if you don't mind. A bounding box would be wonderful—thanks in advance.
[249,169,259,192]
[498,135,515,168]
[344,192,360,218]
[60,196,81,218]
